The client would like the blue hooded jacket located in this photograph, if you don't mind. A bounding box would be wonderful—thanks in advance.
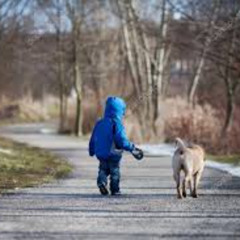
[89,96,135,161]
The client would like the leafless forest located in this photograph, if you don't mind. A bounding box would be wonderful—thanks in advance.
[0,0,240,154]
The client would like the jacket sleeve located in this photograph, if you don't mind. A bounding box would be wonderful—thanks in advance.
[113,120,135,152]
[89,122,98,157]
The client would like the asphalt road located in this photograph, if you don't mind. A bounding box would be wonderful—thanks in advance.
[0,123,240,240]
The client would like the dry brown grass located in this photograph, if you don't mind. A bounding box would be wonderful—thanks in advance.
[220,120,240,155]
[64,103,100,135]
[162,97,240,155]
[163,98,221,145]
[0,96,58,123]
[124,114,143,143]
[2,94,239,155]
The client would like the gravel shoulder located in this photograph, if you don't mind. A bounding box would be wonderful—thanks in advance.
[0,123,240,240]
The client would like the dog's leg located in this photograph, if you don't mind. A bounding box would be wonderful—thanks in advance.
[182,179,187,198]
[188,178,193,196]
[174,173,182,199]
[192,171,202,198]
[183,173,192,198]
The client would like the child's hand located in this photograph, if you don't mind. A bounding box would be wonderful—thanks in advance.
[131,147,144,160]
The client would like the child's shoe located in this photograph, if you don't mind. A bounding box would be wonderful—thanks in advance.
[111,191,121,196]
[98,184,109,195]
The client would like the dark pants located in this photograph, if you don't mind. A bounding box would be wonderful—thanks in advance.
[97,159,120,194]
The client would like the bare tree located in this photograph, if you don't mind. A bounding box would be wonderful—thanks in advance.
[37,0,69,132]
[187,0,220,104]
[217,8,240,136]
[114,0,171,136]
[66,0,84,136]
[0,0,31,98]
[152,0,169,122]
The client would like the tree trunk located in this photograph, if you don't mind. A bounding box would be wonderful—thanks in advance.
[153,0,167,124]
[73,15,83,137]
[188,1,219,104]
[58,55,67,132]
[56,2,67,133]
[117,0,140,97]
[116,0,170,137]
[221,7,238,136]
[58,84,65,131]
[129,2,154,132]
[188,49,206,104]
[222,86,234,135]
[75,93,82,136]
[73,50,83,136]
[117,0,150,138]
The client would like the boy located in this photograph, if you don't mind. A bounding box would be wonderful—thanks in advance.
[89,96,143,196]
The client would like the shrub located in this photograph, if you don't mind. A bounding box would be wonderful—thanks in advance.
[163,98,222,153]
[0,96,57,122]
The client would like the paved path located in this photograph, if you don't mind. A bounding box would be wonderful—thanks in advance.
[0,123,240,239]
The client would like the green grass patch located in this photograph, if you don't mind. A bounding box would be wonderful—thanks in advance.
[208,154,240,166]
[0,137,73,193]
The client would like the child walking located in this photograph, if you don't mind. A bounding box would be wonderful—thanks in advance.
[89,96,143,196]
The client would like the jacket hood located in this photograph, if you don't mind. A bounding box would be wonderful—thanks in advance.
[104,96,126,120]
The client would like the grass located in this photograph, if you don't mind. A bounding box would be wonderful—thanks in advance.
[208,154,240,166]
[0,137,73,193]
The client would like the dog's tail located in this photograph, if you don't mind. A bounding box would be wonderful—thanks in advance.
[175,138,187,152]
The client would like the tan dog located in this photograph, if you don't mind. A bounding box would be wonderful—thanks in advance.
[172,138,205,199]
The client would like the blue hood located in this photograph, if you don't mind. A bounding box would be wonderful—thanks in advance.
[104,96,126,120]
